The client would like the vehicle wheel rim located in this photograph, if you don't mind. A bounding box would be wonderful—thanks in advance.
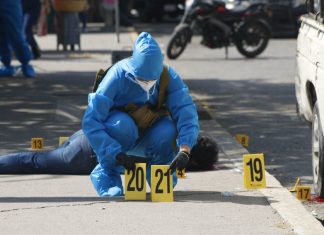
[241,25,266,53]
[313,113,320,191]
[170,32,187,56]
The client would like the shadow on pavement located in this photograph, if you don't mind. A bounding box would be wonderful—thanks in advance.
[0,191,276,205]
[0,197,108,203]
[178,56,295,62]
[38,50,113,61]
[174,190,276,205]
[0,72,312,188]
[0,175,69,183]
[187,78,312,188]
[0,71,94,153]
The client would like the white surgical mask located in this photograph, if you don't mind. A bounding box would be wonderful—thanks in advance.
[134,78,157,99]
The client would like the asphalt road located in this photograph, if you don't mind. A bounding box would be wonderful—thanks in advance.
[134,22,321,220]
[137,23,312,189]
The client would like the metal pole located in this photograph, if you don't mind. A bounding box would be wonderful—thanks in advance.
[309,0,314,14]
[115,0,120,43]
[321,0,324,18]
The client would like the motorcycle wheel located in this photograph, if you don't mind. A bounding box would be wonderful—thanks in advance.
[166,24,191,60]
[236,22,270,58]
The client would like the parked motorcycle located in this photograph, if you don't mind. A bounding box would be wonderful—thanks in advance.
[166,0,272,59]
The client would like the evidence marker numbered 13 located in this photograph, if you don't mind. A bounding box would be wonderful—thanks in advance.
[125,163,146,201]
[243,153,266,189]
[151,165,173,202]
[31,138,44,150]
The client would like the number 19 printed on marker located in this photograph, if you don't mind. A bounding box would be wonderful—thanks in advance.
[243,153,266,189]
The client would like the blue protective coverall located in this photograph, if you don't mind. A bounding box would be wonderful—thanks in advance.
[82,32,199,197]
[0,0,35,77]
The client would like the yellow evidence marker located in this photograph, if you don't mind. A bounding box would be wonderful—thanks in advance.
[243,153,266,189]
[59,137,69,146]
[176,169,186,179]
[289,177,301,192]
[125,163,146,200]
[235,134,249,147]
[296,186,311,200]
[31,138,44,150]
[151,165,173,202]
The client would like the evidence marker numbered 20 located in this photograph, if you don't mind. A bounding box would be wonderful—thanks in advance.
[125,163,147,201]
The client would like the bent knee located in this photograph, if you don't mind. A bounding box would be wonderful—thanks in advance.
[105,111,139,150]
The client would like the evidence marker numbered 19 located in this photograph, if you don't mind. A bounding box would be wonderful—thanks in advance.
[125,163,146,201]
[243,153,266,189]
[31,138,44,150]
[151,165,174,202]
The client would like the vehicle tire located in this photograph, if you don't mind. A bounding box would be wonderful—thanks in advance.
[236,21,270,58]
[312,102,324,197]
[166,24,191,60]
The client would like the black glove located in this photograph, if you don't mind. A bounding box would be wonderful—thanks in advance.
[169,151,190,173]
[116,152,136,171]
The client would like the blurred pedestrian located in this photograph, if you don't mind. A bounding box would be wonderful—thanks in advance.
[0,0,36,78]
[100,0,115,29]
[79,0,89,32]
[22,0,42,59]
[119,0,133,26]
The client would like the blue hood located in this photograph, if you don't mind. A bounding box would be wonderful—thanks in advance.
[127,32,163,80]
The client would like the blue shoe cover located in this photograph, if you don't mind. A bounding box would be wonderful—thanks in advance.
[107,186,123,196]
[0,66,15,77]
[90,164,124,197]
[22,64,36,78]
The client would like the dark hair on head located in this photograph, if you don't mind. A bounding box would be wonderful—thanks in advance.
[187,135,219,171]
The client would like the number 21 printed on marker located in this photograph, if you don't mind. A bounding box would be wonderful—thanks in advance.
[151,165,173,202]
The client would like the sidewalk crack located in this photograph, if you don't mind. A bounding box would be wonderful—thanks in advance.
[0,201,109,213]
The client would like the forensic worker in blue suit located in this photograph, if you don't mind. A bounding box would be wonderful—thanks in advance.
[82,32,199,197]
[0,0,36,77]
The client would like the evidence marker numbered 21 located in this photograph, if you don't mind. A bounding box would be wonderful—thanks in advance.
[151,165,174,202]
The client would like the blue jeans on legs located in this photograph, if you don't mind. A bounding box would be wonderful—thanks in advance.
[0,130,97,174]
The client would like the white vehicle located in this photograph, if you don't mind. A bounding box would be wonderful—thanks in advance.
[295,0,324,197]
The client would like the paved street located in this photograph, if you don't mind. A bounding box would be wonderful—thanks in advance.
[139,23,311,189]
[142,22,318,220]
[0,23,323,234]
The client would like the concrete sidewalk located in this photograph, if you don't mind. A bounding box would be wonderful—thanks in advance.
[0,28,323,234]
